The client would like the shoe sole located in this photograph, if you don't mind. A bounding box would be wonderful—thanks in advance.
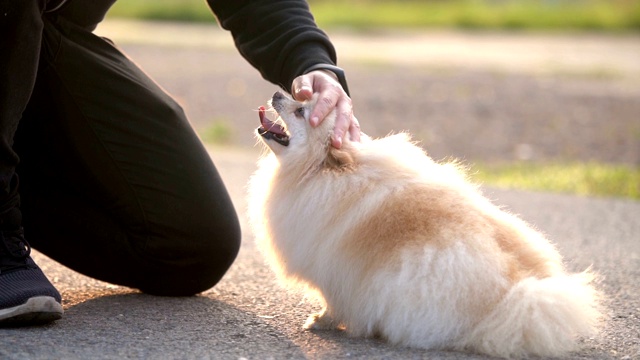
[0,296,63,326]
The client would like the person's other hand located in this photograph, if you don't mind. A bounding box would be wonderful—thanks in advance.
[291,70,360,148]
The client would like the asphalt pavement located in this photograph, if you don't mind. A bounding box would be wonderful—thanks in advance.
[1,20,639,359]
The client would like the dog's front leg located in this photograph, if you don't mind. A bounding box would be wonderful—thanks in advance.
[303,307,340,330]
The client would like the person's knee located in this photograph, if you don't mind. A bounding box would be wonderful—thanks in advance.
[137,217,242,296]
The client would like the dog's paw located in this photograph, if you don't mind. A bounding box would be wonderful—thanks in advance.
[303,311,337,331]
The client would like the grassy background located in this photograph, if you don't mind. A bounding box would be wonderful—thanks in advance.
[106,0,640,31]
[472,162,640,200]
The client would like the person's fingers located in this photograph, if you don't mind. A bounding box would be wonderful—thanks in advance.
[329,96,355,148]
[309,85,341,128]
[291,74,314,101]
[348,116,361,143]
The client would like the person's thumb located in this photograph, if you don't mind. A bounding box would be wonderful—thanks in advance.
[292,75,313,101]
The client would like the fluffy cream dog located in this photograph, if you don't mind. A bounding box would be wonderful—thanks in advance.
[248,91,602,358]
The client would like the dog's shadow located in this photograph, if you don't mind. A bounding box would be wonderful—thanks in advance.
[304,325,496,360]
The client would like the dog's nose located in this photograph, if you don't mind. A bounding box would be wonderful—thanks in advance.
[272,91,285,103]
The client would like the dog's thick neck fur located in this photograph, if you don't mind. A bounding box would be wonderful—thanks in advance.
[274,140,357,186]
[323,144,357,172]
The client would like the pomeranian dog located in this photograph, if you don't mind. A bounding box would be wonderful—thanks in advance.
[247,91,602,358]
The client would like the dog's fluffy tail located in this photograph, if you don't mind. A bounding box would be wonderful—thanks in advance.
[465,272,603,358]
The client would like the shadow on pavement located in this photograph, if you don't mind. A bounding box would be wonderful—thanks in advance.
[1,292,306,359]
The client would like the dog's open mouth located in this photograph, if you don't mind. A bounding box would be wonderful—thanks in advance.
[258,106,290,146]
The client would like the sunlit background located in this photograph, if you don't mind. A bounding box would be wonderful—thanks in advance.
[96,0,640,199]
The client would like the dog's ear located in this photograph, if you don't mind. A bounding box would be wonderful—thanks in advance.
[324,146,355,171]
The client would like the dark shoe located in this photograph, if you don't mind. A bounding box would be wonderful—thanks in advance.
[0,211,63,326]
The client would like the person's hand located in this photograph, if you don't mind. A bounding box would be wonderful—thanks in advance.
[291,70,360,148]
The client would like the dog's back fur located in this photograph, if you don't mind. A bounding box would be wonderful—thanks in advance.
[248,93,603,358]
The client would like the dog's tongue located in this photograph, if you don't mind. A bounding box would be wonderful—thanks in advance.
[259,106,287,136]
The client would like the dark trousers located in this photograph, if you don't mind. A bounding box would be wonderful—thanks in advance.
[0,1,241,295]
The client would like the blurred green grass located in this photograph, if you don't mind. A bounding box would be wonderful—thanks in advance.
[106,0,640,31]
[107,0,213,23]
[472,162,640,200]
[199,120,234,144]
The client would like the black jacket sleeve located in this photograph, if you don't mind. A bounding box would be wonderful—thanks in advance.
[207,0,338,92]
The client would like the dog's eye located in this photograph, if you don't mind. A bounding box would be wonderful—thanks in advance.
[294,107,305,118]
